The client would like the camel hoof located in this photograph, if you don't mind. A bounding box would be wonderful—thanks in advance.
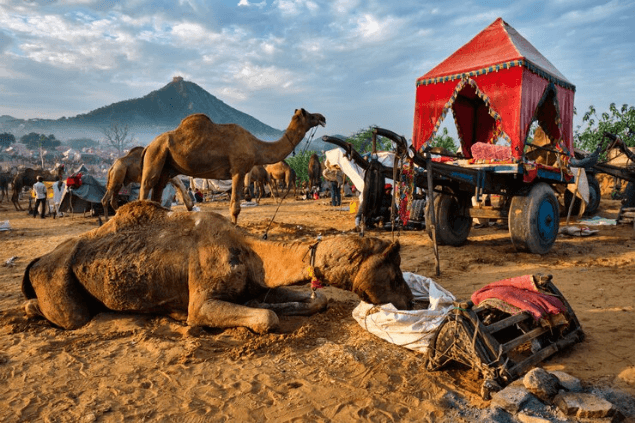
[24,299,43,319]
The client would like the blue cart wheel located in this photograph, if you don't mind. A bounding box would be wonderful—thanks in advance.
[425,193,471,246]
[509,183,559,254]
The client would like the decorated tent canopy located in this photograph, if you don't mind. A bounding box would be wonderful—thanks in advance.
[413,18,575,161]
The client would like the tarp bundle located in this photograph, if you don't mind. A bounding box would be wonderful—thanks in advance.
[352,272,455,355]
[413,17,575,161]
[59,173,107,214]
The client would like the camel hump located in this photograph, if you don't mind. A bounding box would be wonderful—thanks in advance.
[108,201,170,228]
[127,146,145,155]
[180,113,213,126]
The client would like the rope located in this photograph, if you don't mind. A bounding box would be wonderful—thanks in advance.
[299,126,319,156]
[262,196,286,240]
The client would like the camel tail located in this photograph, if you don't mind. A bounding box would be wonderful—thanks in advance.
[21,258,40,299]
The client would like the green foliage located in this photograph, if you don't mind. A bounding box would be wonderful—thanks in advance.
[346,126,393,154]
[19,133,61,149]
[286,150,319,184]
[0,132,15,148]
[574,103,635,152]
[429,127,458,153]
[67,137,98,150]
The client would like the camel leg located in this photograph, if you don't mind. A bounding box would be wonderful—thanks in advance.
[187,297,279,334]
[169,176,193,211]
[139,136,169,201]
[150,173,170,203]
[229,173,244,224]
[24,252,93,330]
[247,288,328,316]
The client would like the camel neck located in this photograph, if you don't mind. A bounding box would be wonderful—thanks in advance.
[254,122,307,165]
[245,237,356,291]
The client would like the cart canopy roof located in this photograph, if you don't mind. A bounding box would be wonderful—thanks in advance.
[413,17,575,161]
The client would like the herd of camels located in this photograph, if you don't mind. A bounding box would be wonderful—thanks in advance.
[4,109,327,224]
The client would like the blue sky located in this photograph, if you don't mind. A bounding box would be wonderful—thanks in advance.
[0,0,633,141]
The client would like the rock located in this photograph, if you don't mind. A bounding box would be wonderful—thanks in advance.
[617,367,635,385]
[516,412,553,423]
[549,370,582,392]
[491,386,533,414]
[554,392,619,419]
[523,368,560,402]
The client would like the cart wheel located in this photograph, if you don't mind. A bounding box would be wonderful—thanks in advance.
[564,174,601,216]
[509,183,559,254]
[426,193,471,246]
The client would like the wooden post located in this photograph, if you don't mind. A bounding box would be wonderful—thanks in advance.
[426,150,440,276]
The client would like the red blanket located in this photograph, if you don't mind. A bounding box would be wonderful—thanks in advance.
[471,275,566,321]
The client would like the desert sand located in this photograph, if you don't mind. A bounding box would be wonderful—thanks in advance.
[1,186,635,422]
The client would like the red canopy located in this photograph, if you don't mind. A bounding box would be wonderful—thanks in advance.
[413,18,575,161]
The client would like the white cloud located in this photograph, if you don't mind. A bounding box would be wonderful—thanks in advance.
[274,0,319,16]
[231,62,297,90]
[238,0,267,8]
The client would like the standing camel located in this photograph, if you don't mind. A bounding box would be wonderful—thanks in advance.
[0,169,12,202]
[308,153,322,193]
[139,109,325,224]
[101,147,193,219]
[244,165,270,203]
[11,165,65,211]
[266,161,297,200]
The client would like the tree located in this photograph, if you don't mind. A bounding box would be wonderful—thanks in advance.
[286,150,316,184]
[20,133,60,149]
[574,103,635,153]
[428,127,458,153]
[67,137,99,150]
[0,132,15,148]
[103,123,135,155]
[345,126,393,154]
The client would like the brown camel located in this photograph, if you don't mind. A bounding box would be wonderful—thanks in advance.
[244,165,270,203]
[101,147,193,219]
[22,201,413,333]
[308,153,322,191]
[11,165,65,211]
[138,109,325,224]
[266,160,297,200]
[0,170,12,202]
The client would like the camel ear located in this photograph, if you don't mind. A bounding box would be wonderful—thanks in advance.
[382,241,401,263]
[300,108,307,116]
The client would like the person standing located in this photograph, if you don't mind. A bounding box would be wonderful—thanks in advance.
[32,176,47,219]
[52,176,65,218]
[322,160,342,207]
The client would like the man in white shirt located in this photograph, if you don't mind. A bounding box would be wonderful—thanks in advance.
[32,176,47,219]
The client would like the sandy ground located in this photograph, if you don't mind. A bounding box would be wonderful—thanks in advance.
[1,189,635,422]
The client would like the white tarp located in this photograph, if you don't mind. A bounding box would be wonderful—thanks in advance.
[189,178,233,192]
[324,148,396,203]
[352,272,455,355]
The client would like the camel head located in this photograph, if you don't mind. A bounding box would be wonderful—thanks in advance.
[350,240,413,310]
[293,108,326,132]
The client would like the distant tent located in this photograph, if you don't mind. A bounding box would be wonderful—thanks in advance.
[74,164,90,174]
[128,183,176,209]
[58,173,107,214]
[59,176,176,215]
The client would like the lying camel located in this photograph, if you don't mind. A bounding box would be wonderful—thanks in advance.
[139,109,325,224]
[22,201,413,333]
[101,146,193,219]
